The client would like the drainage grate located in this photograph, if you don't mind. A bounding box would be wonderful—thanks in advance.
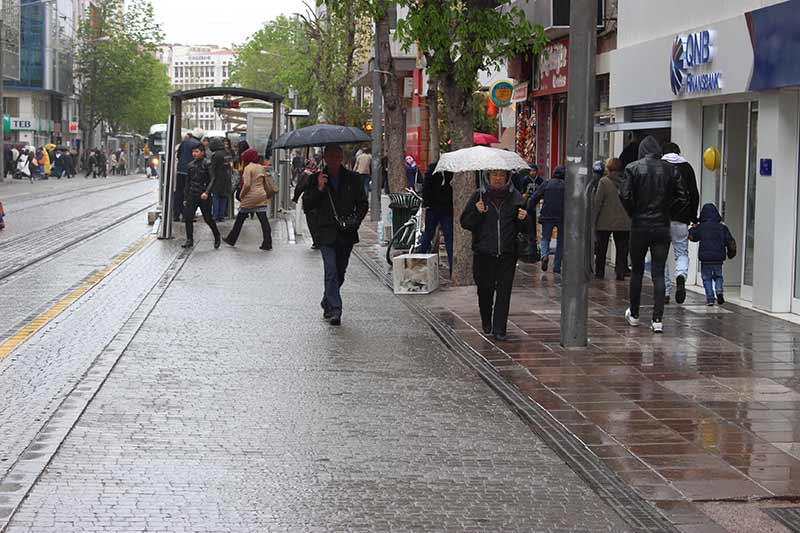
[764,508,800,531]
[353,246,677,532]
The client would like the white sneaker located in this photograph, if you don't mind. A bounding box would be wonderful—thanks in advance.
[625,308,640,327]
[651,320,664,334]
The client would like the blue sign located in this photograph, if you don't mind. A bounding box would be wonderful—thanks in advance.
[670,30,722,96]
[760,158,772,177]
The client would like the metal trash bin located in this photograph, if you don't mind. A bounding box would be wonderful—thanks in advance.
[388,191,422,248]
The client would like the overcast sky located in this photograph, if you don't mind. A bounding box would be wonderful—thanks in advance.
[151,0,310,47]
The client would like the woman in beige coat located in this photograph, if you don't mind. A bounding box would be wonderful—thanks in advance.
[222,148,274,250]
[593,158,631,280]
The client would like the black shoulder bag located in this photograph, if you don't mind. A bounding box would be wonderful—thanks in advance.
[327,187,361,234]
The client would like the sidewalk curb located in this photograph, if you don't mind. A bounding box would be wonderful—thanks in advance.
[352,245,677,532]
[0,246,191,532]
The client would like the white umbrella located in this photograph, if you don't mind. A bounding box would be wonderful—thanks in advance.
[434,146,528,174]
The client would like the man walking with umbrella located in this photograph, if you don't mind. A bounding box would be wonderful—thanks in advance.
[303,144,369,326]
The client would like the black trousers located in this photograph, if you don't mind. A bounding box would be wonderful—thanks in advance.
[225,211,272,247]
[473,253,517,336]
[595,230,630,278]
[184,195,220,243]
[174,173,187,221]
[305,209,320,246]
[629,227,670,321]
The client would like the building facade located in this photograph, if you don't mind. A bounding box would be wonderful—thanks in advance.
[610,0,800,315]
[159,44,236,133]
[3,0,85,149]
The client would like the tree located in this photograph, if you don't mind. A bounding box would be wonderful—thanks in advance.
[396,1,546,284]
[76,0,167,144]
[323,0,406,192]
[299,2,371,127]
[228,15,319,124]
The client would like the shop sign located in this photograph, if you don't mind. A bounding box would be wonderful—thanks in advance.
[670,29,723,95]
[536,39,568,95]
[9,117,34,131]
[489,80,514,107]
[69,121,79,133]
[511,82,529,103]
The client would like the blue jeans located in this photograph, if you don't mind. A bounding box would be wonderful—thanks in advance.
[212,193,228,220]
[701,263,724,302]
[419,209,453,270]
[320,242,354,315]
[361,173,371,193]
[540,222,563,271]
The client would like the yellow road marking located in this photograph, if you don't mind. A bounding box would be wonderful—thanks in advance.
[0,235,154,361]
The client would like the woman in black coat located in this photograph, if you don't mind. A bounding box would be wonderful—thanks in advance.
[460,170,528,341]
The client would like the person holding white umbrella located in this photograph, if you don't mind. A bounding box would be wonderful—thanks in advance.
[459,168,528,341]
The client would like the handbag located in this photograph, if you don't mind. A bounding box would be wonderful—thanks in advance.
[327,188,360,233]
[263,172,278,199]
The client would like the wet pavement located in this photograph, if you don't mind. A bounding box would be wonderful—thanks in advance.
[1,217,634,531]
[357,221,800,531]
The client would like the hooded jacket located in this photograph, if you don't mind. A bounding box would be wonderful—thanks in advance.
[460,185,527,257]
[531,166,565,223]
[662,152,700,224]
[620,136,689,229]
[208,137,231,195]
[593,170,630,231]
[422,161,453,214]
[689,203,737,263]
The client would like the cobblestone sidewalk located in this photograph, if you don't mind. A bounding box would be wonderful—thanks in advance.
[5,223,632,532]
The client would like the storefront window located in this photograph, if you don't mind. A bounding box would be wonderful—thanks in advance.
[700,105,723,208]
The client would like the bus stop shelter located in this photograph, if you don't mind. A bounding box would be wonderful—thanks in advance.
[159,87,284,240]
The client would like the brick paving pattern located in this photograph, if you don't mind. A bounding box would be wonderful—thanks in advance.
[357,223,800,531]
[4,226,631,532]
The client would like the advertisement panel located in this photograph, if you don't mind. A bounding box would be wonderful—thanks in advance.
[1,0,21,81]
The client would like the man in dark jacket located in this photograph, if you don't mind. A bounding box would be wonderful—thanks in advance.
[460,170,528,341]
[531,165,566,273]
[618,132,640,168]
[303,144,369,326]
[661,142,700,304]
[620,135,689,333]
[419,161,454,270]
[689,203,736,306]
[182,144,221,249]
[175,129,203,222]
[208,137,231,222]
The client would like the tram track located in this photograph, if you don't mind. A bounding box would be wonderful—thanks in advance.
[0,193,157,282]
[3,177,153,214]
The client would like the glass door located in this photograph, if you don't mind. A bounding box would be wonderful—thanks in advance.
[741,102,758,301]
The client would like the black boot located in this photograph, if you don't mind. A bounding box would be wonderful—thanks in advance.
[181,240,194,248]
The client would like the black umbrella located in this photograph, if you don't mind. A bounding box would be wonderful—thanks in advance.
[273,124,370,150]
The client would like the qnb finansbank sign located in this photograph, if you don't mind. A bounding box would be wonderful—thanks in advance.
[670,29,723,96]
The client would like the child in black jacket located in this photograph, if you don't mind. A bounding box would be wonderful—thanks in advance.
[689,203,736,305]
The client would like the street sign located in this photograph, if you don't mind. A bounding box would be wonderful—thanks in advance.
[213,99,239,109]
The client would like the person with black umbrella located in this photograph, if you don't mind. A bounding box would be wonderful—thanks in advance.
[302,144,369,326]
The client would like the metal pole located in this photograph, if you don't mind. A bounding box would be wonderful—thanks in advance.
[370,31,382,222]
[560,0,597,348]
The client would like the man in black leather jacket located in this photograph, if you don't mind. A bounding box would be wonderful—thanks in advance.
[182,144,221,249]
[620,135,689,333]
[303,144,369,326]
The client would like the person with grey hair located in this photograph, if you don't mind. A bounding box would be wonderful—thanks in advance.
[302,144,369,326]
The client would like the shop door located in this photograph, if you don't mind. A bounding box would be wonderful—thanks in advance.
[699,102,754,299]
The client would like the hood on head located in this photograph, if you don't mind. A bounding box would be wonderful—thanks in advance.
[209,137,225,152]
[638,135,661,159]
[699,203,721,223]
[553,166,566,179]
[662,153,688,165]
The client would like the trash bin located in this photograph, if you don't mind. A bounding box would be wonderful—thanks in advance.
[388,191,422,248]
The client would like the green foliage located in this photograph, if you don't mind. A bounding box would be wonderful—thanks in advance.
[228,15,318,122]
[395,1,546,92]
[76,0,168,136]
[435,92,499,150]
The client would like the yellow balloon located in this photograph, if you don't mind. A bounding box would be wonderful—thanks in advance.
[703,146,721,171]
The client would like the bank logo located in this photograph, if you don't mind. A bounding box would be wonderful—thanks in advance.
[669,30,722,96]
[670,36,686,95]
